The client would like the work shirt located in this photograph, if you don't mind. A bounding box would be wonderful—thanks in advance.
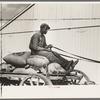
[29,32,47,54]
[29,32,70,69]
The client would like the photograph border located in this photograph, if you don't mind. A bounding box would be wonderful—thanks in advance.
[0,0,100,99]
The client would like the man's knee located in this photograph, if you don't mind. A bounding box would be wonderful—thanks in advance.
[38,51,59,62]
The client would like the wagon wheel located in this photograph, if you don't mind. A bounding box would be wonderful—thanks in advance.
[19,73,52,86]
[66,69,95,85]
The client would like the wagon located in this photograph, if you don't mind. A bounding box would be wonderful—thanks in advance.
[0,62,95,86]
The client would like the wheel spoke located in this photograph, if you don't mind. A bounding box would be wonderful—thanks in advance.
[29,78,33,86]
[36,77,39,86]
[43,81,45,85]
[77,76,83,84]
[19,74,52,86]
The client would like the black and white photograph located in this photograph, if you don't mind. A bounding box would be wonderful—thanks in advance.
[0,2,100,98]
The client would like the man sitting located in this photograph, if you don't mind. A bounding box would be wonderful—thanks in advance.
[29,23,79,73]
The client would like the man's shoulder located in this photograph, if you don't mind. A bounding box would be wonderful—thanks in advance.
[31,32,40,38]
[33,32,41,36]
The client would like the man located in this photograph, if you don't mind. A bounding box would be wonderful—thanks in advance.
[29,23,79,72]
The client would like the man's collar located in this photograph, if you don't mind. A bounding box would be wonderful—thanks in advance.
[39,31,44,36]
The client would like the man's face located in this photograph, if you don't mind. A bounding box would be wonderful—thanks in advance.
[41,26,48,34]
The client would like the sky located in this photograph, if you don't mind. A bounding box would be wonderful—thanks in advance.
[0,3,29,26]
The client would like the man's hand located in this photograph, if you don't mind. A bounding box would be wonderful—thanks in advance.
[46,44,53,49]
[44,48,51,52]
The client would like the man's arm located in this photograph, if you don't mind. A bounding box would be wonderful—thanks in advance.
[44,35,48,48]
[30,33,45,51]
[43,36,53,49]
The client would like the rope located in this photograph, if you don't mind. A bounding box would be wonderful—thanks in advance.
[2,18,100,21]
[0,4,35,31]
[1,24,100,35]
[53,46,100,63]
[0,31,35,35]
[50,24,100,31]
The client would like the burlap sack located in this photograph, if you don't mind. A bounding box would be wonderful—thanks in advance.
[3,52,31,67]
[12,68,37,74]
[48,63,66,74]
[27,55,50,68]
[0,63,15,72]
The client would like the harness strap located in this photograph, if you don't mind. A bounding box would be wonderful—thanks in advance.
[53,46,100,63]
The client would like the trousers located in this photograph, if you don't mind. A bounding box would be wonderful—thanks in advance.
[37,50,70,69]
